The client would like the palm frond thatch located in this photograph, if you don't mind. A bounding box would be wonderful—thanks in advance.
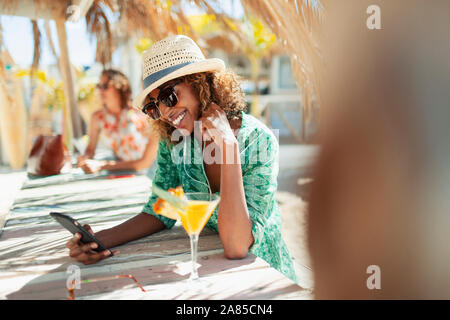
[0,0,70,18]
[0,0,19,13]
[115,0,159,39]
[86,0,114,66]
[114,0,195,42]
[109,0,243,53]
[193,0,247,45]
[242,0,324,122]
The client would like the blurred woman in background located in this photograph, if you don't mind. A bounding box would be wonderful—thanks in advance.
[77,69,158,175]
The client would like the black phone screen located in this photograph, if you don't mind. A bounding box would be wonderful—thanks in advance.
[50,212,113,256]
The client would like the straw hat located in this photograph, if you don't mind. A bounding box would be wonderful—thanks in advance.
[132,35,225,110]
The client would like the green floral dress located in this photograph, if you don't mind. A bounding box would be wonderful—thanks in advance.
[142,112,298,283]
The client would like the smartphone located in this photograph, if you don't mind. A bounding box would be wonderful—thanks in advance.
[50,212,113,256]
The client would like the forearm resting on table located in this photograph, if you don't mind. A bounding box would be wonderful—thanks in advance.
[96,213,165,249]
[101,158,150,171]
[218,142,254,259]
[218,184,254,259]
[78,145,95,162]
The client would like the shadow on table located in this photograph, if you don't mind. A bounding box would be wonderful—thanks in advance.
[6,253,259,300]
[22,169,142,189]
[5,225,260,300]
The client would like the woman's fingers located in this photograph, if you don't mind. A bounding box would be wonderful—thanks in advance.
[77,158,103,174]
[80,250,112,265]
[81,160,104,174]
[66,228,113,265]
[68,240,94,256]
[201,118,218,142]
[82,242,98,252]
[202,102,220,119]
[83,224,94,235]
[76,156,85,167]
[69,245,110,265]
[66,233,81,249]
[206,102,222,114]
[78,159,96,174]
[79,163,93,174]
[76,252,100,265]
[68,246,83,258]
[199,103,237,147]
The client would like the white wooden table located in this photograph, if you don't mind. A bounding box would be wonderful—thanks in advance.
[0,173,311,300]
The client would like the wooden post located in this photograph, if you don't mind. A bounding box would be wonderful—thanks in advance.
[265,104,271,127]
[55,15,83,143]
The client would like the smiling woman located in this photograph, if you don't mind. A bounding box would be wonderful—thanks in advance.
[143,71,246,143]
[65,35,298,284]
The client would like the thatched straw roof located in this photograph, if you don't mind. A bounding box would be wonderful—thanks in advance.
[1,0,324,122]
[85,1,114,66]
[89,0,251,65]
[1,1,316,85]
[0,0,68,19]
[242,0,324,121]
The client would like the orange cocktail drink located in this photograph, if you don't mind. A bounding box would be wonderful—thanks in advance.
[179,193,219,281]
[153,187,220,282]
[178,200,215,236]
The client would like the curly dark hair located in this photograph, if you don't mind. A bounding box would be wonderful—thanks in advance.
[101,69,132,109]
[152,69,247,142]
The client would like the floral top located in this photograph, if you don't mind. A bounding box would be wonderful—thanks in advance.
[142,112,298,283]
[98,107,151,161]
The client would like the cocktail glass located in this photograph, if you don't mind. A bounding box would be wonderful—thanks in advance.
[176,193,220,282]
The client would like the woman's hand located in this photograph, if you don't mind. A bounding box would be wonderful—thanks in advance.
[65,224,117,265]
[199,103,237,148]
[200,105,253,258]
[77,155,87,164]
[77,158,106,174]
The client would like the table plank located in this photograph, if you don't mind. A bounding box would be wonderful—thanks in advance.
[4,252,309,300]
[0,171,27,236]
[80,257,306,300]
[0,173,311,300]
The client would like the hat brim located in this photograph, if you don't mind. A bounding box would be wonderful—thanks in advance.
[132,58,225,110]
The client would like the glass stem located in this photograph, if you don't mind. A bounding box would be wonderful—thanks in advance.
[189,233,199,281]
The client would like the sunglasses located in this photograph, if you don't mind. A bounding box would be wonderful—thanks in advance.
[141,80,182,120]
[96,82,110,90]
